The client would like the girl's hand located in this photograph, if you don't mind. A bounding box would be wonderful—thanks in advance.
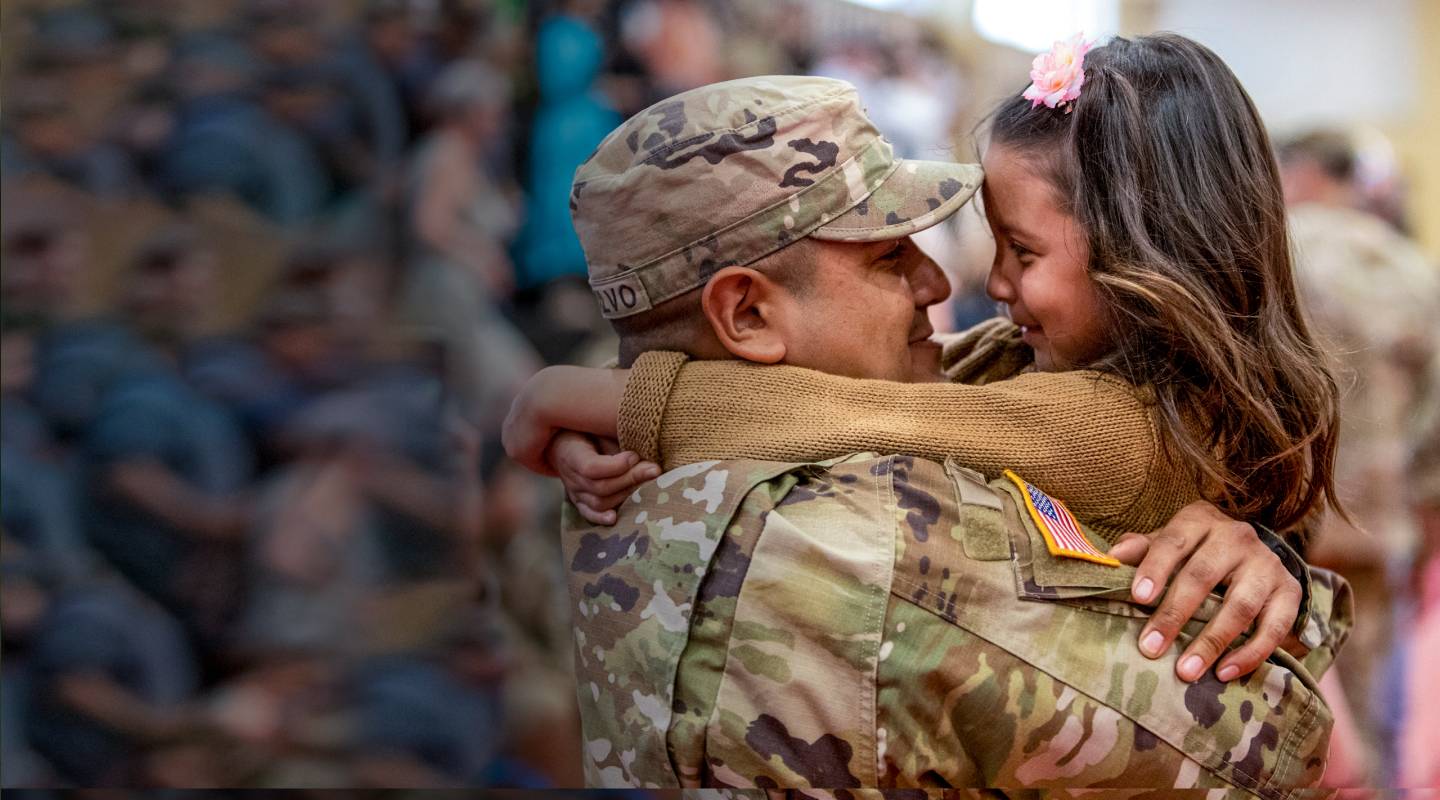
[550,432,660,525]
[502,374,562,476]
[1108,501,1304,684]
[502,366,630,476]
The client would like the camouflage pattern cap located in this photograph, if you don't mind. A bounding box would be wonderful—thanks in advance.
[572,75,984,319]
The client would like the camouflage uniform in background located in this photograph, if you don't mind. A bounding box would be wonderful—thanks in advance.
[561,455,1351,796]
[1289,202,1440,752]
[1291,203,1440,564]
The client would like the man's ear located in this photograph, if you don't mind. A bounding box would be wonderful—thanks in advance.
[700,266,789,364]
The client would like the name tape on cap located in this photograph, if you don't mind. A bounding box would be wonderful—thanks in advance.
[591,271,654,319]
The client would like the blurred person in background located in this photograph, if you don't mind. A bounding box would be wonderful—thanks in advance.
[122,226,220,353]
[247,6,395,220]
[3,198,156,443]
[512,0,621,364]
[1400,369,1440,785]
[2,309,97,584]
[404,58,540,431]
[255,64,361,206]
[346,620,506,787]
[1279,128,1440,785]
[327,343,471,586]
[82,227,254,665]
[474,452,584,786]
[160,32,328,225]
[2,78,141,198]
[619,0,723,99]
[188,286,346,469]
[8,540,203,787]
[234,376,388,664]
[19,4,138,167]
[333,0,420,179]
[1,538,56,788]
[184,244,378,471]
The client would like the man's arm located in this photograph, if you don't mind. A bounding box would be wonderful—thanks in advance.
[107,460,248,541]
[54,672,201,743]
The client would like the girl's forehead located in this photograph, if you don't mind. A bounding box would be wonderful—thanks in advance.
[982,153,1067,226]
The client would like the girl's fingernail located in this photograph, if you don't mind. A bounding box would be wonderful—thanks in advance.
[1180,655,1204,680]
[1141,630,1164,656]
[1217,664,1240,681]
[1134,577,1155,603]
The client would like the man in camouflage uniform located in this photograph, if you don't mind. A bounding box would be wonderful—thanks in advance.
[564,457,1349,793]
[559,76,1352,793]
[1279,131,1440,773]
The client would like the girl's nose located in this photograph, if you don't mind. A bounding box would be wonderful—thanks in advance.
[986,262,1015,304]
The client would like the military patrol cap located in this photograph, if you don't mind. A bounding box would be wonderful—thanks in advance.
[572,75,984,319]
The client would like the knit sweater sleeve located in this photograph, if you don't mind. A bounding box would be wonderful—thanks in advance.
[617,354,1195,535]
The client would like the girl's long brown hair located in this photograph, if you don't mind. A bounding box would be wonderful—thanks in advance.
[988,33,1342,536]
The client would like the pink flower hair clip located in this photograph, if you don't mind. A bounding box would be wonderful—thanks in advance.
[1022,33,1094,112]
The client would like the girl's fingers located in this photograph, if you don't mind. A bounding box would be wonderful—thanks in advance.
[573,483,644,513]
[572,497,618,526]
[1131,516,1208,605]
[1173,571,1272,681]
[573,450,640,480]
[594,437,625,456]
[1213,584,1302,682]
[569,461,661,498]
[1107,532,1150,565]
[548,431,628,474]
[1138,544,1245,662]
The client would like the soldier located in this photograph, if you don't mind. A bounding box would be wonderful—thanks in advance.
[1279,131,1440,762]
[507,75,1352,792]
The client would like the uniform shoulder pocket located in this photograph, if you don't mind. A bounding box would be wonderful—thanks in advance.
[990,471,1135,600]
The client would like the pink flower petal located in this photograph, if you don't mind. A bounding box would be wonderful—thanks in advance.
[1021,34,1094,111]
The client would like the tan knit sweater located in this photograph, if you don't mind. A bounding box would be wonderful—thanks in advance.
[616,319,1198,542]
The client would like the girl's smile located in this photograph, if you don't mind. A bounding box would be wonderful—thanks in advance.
[981,144,1112,372]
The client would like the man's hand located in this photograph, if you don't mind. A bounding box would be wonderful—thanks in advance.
[550,432,660,525]
[1108,501,1302,684]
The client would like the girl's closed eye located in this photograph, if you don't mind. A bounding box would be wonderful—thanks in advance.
[1008,241,1036,264]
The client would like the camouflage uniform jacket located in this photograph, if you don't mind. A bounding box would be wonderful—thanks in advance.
[562,454,1352,796]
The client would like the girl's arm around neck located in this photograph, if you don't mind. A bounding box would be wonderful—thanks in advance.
[617,352,1180,535]
[503,364,630,475]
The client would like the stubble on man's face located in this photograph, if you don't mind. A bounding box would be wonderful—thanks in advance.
[778,237,951,383]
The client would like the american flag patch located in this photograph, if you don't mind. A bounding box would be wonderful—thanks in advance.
[1003,470,1120,567]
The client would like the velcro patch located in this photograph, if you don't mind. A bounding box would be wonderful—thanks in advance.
[1002,470,1120,567]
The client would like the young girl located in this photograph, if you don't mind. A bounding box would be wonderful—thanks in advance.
[506,32,1342,674]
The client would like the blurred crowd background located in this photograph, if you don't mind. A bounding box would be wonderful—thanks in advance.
[1,0,1437,790]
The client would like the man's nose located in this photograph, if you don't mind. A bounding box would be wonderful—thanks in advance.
[910,254,952,309]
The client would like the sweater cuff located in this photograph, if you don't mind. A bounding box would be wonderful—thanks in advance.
[618,350,690,463]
